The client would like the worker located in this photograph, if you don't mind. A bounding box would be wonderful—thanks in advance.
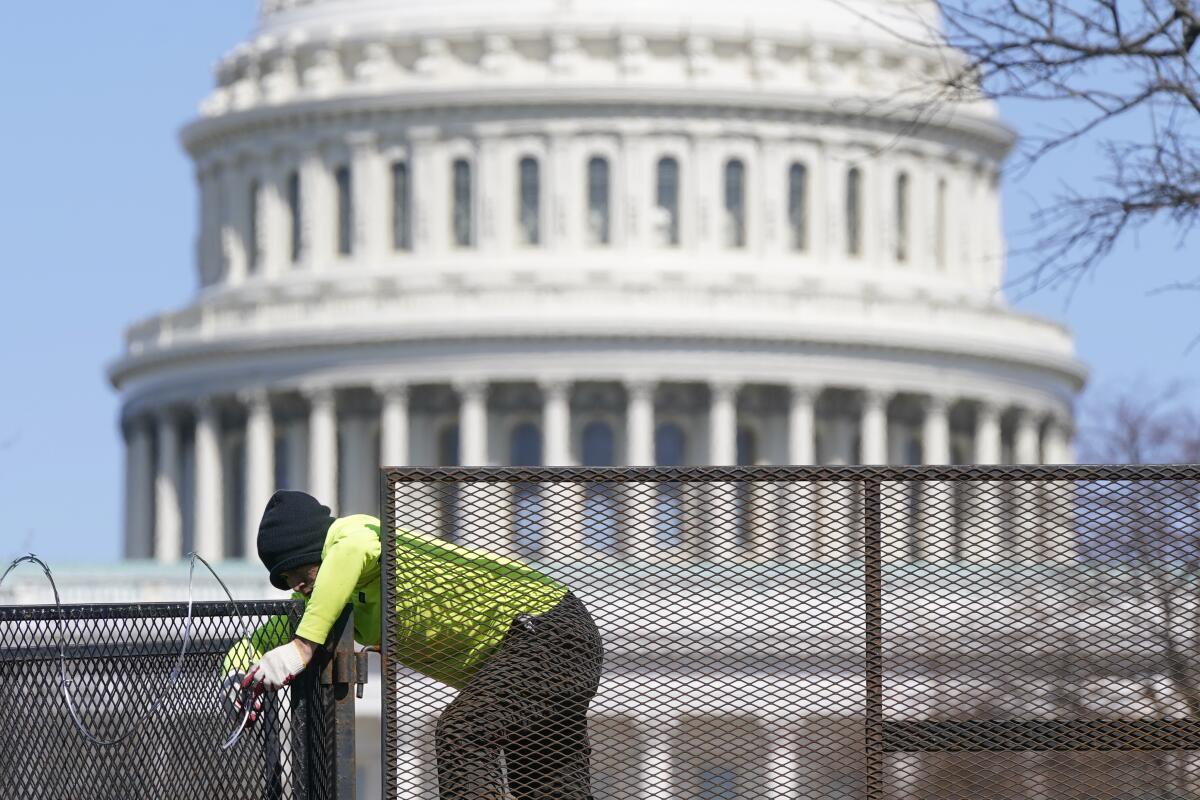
[223,489,605,799]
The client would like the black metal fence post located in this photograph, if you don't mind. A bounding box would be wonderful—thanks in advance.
[317,604,358,800]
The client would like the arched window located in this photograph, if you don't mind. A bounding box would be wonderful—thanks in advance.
[248,179,262,273]
[335,165,353,256]
[935,177,948,269]
[655,156,681,247]
[581,421,617,552]
[511,422,544,554]
[846,166,862,257]
[895,172,910,262]
[510,422,543,467]
[654,423,686,549]
[286,170,302,263]
[582,421,616,467]
[736,426,757,466]
[724,158,747,248]
[518,157,541,246]
[452,158,474,248]
[437,425,460,467]
[587,156,611,246]
[391,160,411,251]
[788,162,808,252]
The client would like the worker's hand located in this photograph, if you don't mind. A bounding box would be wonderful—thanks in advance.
[222,670,264,724]
[243,639,314,693]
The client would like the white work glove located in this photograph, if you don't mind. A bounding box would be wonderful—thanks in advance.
[223,670,264,724]
[244,640,312,693]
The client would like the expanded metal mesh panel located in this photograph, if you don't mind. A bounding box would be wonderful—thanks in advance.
[381,466,1200,800]
[0,600,337,800]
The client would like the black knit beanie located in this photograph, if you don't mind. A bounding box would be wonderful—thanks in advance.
[257,490,336,591]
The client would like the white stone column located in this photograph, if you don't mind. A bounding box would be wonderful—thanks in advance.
[1013,408,1043,563]
[1040,414,1077,563]
[541,380,572,467]
[625,380,656,465]
[193,398,225,561]
[861,389,889,465]
[788,385,817,465]
[921,396,951,465]
[622,379,661,560]
[968,400,1003,562]
[708,381,738,466]
[975,401,1002,464]
[781,386,820,561]
[379,384,410,467]
[308,387,338,510]
[765,729,800,797]
[350,131,385,266]
[243,389,275,556]
[919,396,953,561]
[126,417,155,560]
[707,381,742,559]
[638,728,675,799]
[1015,409,1041,464]
[457,381,489,466]
[154,410,183,563]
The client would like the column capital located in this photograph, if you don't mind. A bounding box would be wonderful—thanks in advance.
[538,378,573,397]
[624,378,658,399]
[453,379,489,400]
[303,384,337,406]
[373,381,410,400]
[708,379,741,400]
[237,386,272,408]
[788,383,821,402]
[861,387,891,408]
[975,397,1004,418]
[923,394,952,415]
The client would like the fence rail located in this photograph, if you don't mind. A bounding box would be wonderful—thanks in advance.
[382,465,1200,800]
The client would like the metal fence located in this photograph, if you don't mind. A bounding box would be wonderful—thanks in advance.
[381,465,1200,799]
[0,599,361,799]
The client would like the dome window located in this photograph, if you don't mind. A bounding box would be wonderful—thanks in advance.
[587,157,611,246]
[654,157,681,247]
[335,164,353,256]
[248,179,262,273]
[936,177,948,269]
[788,162,809,252]
[391,161,412,252]
[286,170,302,264]
[452,158,474,248]
[846,166,863,258]
[724,159,747,249]
[518,157,541,246]
[896,171,910,263]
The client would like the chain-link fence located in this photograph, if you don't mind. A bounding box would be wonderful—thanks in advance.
[0,599,357,799]
[381,465,1200,799]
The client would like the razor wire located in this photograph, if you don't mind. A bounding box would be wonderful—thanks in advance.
[0,551,257,750]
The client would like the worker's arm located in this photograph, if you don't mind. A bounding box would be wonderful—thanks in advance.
[222,610,296,674]
[293,522,379,645]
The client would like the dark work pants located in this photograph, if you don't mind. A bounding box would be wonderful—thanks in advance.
[434,590,605,799]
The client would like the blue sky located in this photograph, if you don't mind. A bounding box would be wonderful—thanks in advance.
[1,3,1196,565]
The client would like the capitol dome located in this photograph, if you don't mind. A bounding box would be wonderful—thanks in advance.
[109,0,1084,565]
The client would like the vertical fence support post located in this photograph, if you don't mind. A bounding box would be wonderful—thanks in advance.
[319,604,358,800]
[864,478,885,800]
[380,467,398,800]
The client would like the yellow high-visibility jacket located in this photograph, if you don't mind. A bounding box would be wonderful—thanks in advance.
[225,514,568,690]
